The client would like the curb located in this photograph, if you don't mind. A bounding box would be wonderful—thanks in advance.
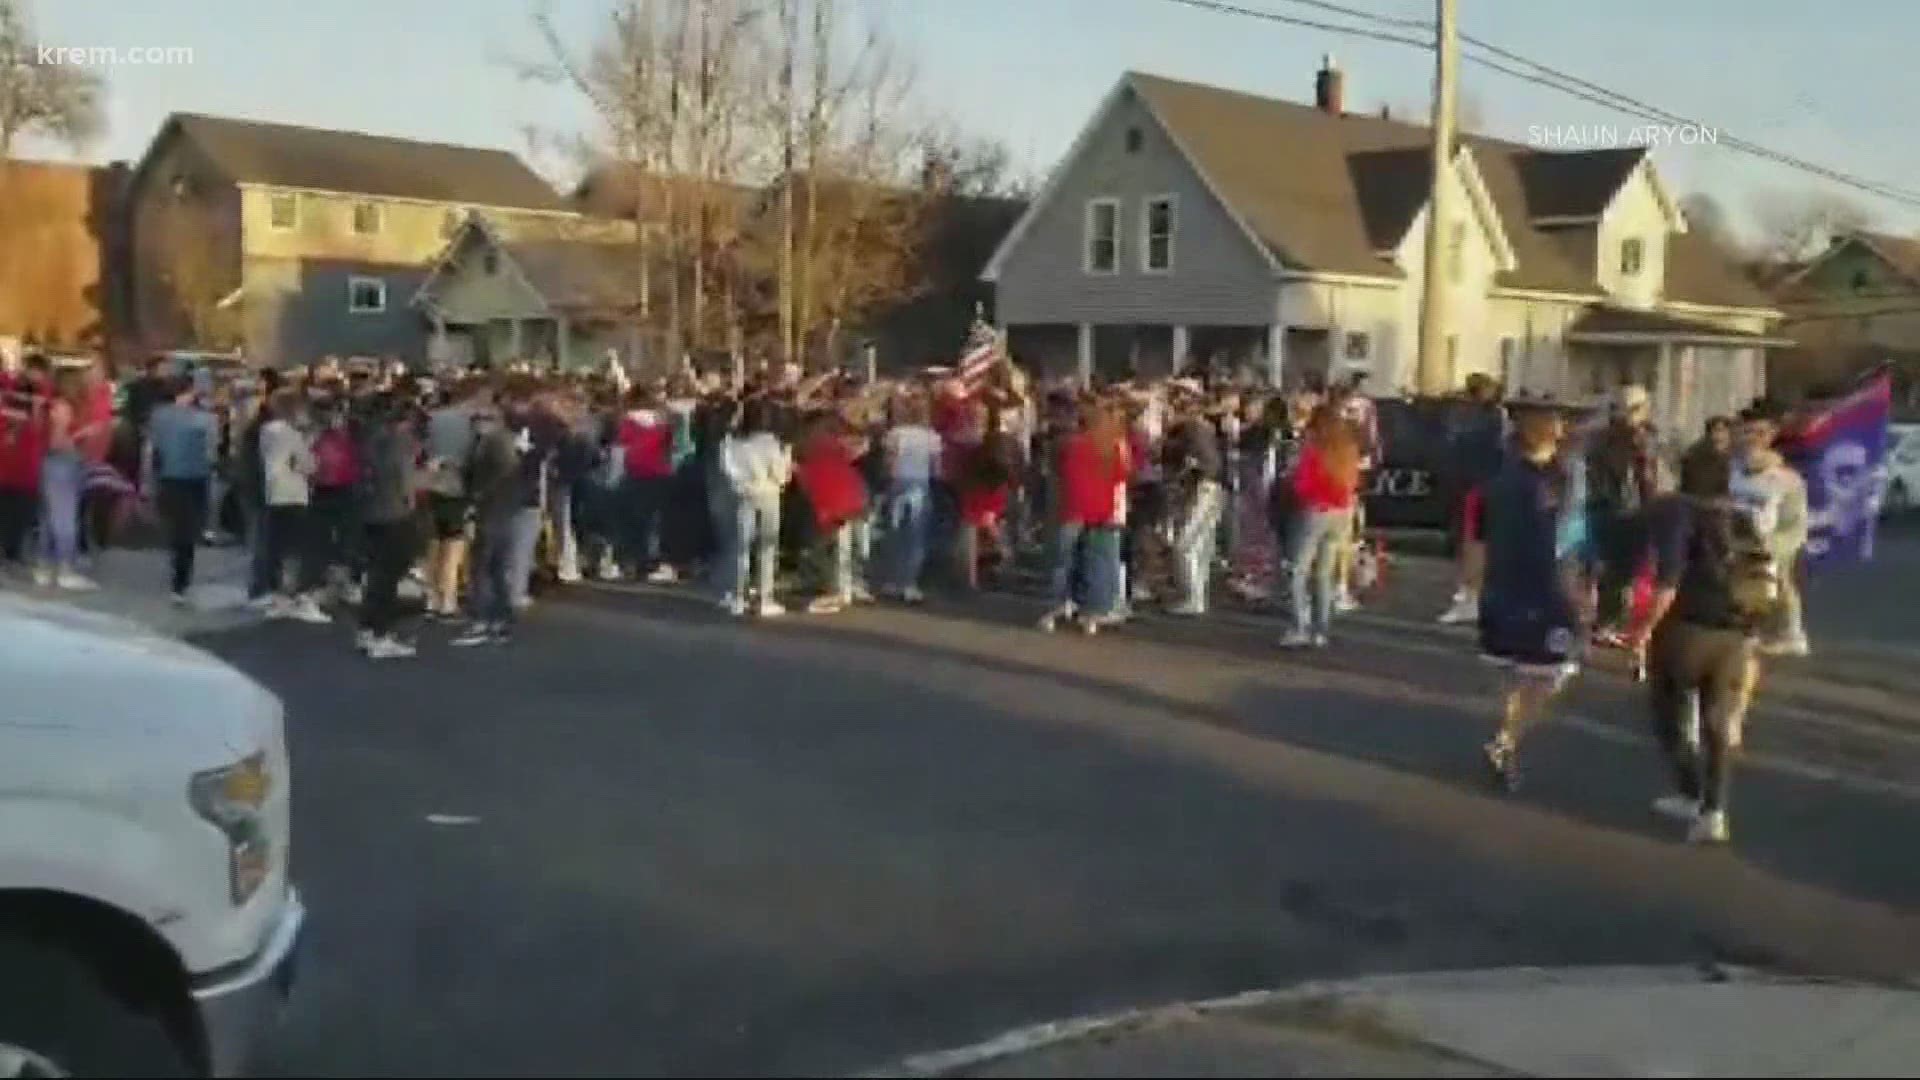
[855,965,1772,1078]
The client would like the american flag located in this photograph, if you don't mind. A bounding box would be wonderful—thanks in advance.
[954,320,1003,397]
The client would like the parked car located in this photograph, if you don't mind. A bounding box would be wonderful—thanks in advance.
[1883,422,1920,516]
[0,594,302,1076]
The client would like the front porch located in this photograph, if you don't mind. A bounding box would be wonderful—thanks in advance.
[1567,306,1794,445]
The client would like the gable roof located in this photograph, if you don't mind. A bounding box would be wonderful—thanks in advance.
[500,239,645,312]
[147,113,570,212]
[994,71,1765,310]
[1842,229,1920,286]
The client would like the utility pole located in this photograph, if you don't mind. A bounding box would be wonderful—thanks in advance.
[1414,0,1459,396]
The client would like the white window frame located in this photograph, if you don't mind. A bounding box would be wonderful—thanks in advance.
[351,200,383,236]
[267,191,299,231]
[1621,236,1645,276]
[1141,194,1176,274]
[1342,329,1371,362]
[1084,196,1120,276]
[347,275,387,315]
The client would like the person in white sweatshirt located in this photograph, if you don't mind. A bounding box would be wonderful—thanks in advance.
[1729,400,1810,656]
[257,388,330,624]
[718,397,793,617]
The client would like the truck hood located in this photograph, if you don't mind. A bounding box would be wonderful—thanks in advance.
[0,594,281,759]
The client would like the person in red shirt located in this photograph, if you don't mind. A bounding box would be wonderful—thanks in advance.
[1038,399,1130,633]
[0,358,49,568]
[1281,405,1363,648]
[791,410,868,613]
[615,385,677,581]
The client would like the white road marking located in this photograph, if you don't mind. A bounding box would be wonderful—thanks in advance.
[425,814,481,826]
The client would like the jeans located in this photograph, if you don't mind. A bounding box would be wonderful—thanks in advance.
[1287,508,1352,637]
[723,493,781,602]
[1172,479,1226,611]
[506,506,543,606]
[1649,621,1756,814]
[360,518,419,635]
[309,485,359,584]
[157,477,209,595]
[553,483,581,580]
[37,451,83,571]
[883,480,932,591]
[620,475,669,573]
[1047,521,1121,617]
[469,515,517,626]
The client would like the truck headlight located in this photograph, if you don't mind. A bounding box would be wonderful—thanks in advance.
[190,752,271,905]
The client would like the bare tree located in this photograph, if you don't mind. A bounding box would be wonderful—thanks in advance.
[0,0,104,157]
[1751,187,1871,263]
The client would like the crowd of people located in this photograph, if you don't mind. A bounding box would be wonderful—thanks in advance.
[0,341,1822,845]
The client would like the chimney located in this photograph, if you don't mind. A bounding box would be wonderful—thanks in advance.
[1315,53,1344,116]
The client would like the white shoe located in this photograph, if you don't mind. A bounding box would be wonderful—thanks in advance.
[1688,808,1730,845]
[1652,794,1700,823]
[1334,590,1359,613]
[1278,631,1315,650]
[338,582,364,606]
[1762,636,1811,658]
[756,600,786,618]
[851,583,876,604]
[451,623,497,647]
[170,591,192,608]
[718,594,747,617]
[901,586,925,605]
[511,596,534,611]
[366,635,417,660]
[807,595,846,615]
[354,629,376,653]
[264,597,294,620]
[30,565,53,587]
[1312,633,1329,649]
[1438,593,1478,625]
[646,565,678,584]
[55,570,98,591]
[289,596,332,625]
[246,594,276,612]
[1037,605,1075,633]
[557,568,583,584]
[1164,603,1205,617]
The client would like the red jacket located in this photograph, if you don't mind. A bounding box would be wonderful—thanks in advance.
[1292,443,1357,511]
[617,411,674,479]
[0,375,45,492]
[1057,432,1130,526]
[794,433,867,530]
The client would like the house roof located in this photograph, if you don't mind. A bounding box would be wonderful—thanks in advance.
[1568,304,1787,343]
[501,239,645,312]
[1664,231,1775,309]
[157,113,570,212]
[1844,229,1920,284]
[1061,72,1763,308]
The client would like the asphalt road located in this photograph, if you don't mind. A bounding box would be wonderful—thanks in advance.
[201,574,1920,1077]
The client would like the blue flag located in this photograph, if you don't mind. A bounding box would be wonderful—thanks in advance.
[1783,368,1893,568]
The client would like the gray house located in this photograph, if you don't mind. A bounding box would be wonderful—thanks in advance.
[128,113,584,366]
[987,64,1783,438]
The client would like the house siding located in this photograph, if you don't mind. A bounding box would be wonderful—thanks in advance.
[993,86,1276,327]
[129,132,244,352]
[243,258,431,365]
[424,231,550,322]
[1596,162,1668,309]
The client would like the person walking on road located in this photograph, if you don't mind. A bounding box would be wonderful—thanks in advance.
[1163,382,1228,616]
[147,376,219,604]
[355,392,422,660]
[258,389,329,624]
[1633,440,1778,844]
[454,401,524,647]
[718,397,792,617]
[1728,401,1810,657]
[1477,398,1587,791]
[1279,405,1362,649]
[421,379,488,619]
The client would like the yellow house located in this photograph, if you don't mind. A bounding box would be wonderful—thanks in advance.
[128,112,617,366]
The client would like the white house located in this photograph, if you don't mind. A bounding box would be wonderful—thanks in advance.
[983,63,1788,442]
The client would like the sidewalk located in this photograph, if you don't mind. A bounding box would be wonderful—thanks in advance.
[868,966,1920,1078]
[0,545,262,638]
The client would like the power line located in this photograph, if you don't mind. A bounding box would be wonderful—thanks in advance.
[1153,0,1920,210]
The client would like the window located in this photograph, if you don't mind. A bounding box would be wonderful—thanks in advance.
[482,249,500,276]
[269,192,299,230]
[1142,195,1175,273]
[1620,237,1645,276]
[351,200,382,236]
[1085,197,1119,274]
[1447,220,1466,283]
[1125,126,1143,154]
[1343,330,1371,361]
[347,276,386,314]
[1852,268,1872,293]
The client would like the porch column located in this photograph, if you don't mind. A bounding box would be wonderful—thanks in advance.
[1655,341,1675,443]
[1170,324,1190,374]
[509,318,525,363]
[1076,322,1094,386]
[1266,324,1286,388]
[555,314,572,372]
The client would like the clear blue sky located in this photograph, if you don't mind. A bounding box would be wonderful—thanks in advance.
[31,0,1920,237]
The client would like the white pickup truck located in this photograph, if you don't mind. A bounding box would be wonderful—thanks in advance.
[0,594,303,1077]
